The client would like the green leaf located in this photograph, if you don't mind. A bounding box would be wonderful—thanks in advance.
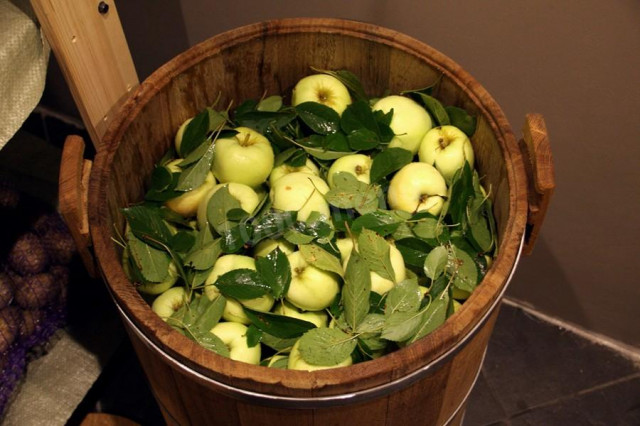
[246,325,262,347]
[243,308,316,339]
[347,128,380,151]
[447,245,479,293]
[295,102,341,135]
[187,327,230,357]
[149,165,173,192]
[260,333,298,351]
[169,230,196,253]
[351,210,407,237]
[381,310,423,342]
[176,142,216,191]
[369,148,413,184]
[446,162,475,225]
[257,95,283,112]
[122,205,174,250]
[207,185,242,235]
[424,245,448,280]
[342,251,371,330]
[220,223,252,253]
[126,232,170,283]
[235,110,296,135]
[412,214,443,241]
[324,173,379,214]
[445,106,476,137]
[313,68,368,101]
[267,356,289,369]
[193,295,226,332]
[395,237,434,268]
[183,238,221,270]
[385,278,422,314]
[214,269,271,299]
[413,93,450,126]
[179,108,210,157]
[299,244,344,278]
[358,229,396,282]
[250,210,297,245]
[408,293,449,343]
[298,328,356,366]
[255,247,291,299]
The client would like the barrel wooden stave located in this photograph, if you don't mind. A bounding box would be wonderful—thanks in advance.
[89,18,528,425]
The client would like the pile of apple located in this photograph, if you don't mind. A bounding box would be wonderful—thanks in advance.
[120,70,496,370]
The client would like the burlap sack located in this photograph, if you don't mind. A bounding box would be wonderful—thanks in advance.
[0,0,50,149]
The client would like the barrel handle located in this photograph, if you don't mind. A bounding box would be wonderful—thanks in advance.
[59,135,96,277]
[519,113,555,255]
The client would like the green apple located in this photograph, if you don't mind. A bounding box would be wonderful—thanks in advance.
[326,154,373,188]
[387,162,447,215]
[174,117,192,156]
[210,321,261,365]
[253,238,296,258]
[196,182,260,230]
[418,125,474,182]
[269,158,320,187]
[267,354,289,368]
[272,300,328,328]
[151,286,187,321]
[212,127,274,187]
[335,237,406,295]
[291,74,352,116]
[269,172,331,221]
[164,160,217,217]
[287,338,352,371]
[285,251,340,311]
[372,95,432,154]
[205,254,275,323]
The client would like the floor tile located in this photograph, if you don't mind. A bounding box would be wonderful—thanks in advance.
[473,303,640,417]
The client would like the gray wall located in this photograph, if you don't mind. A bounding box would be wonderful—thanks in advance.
[50,1,640,349]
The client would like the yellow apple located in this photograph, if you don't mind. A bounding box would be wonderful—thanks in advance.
[210,321,261,365]
[291,74,352,116]
[212,127,274,187]
[418,125,474,182]
[372,95,432,154]
[269,172,330,221]
[387,162,447,215]
[285,251,340,311]
[326,154,372,188]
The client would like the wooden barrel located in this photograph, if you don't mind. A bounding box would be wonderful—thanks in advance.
[88,18,531,426]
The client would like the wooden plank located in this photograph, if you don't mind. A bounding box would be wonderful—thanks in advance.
[30,0,138,147]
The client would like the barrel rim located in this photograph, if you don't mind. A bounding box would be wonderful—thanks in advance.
[88,17,528,397]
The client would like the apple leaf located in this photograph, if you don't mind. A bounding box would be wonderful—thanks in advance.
[412,92,450,126]
[357,229,396,282]
[267,356,289,369]
[179,108,210,157]
[312,67,368,101]
[145,170,183,202]
[407,292,449,344]
[423,245,448,280]
[250,210,297,246]
[381,310,423,342]
[445,106,476,137]
[207,185,242,235]
[384,278,422,315]
[185,294,226,332]
[341,100,392,149]
[177,137,212,168]
[351,209,408,237]
[257,95,283,112]
[325,172,379,215]
[299,244,344,278]
[183,238,221,270]
[126,231,171,283]
[295,102,341,135]
[369,147,413,184]
[260,333,298,351]
[298,328,356,366]
[347,128,380,150]
[342,250,371,330]
[243,308,316,339]
[186,327,230,357]
[445,162,475,226]
[176,141,216,191]
[214,268,271,299]
[255,247,291,299]
[235,110,296,135]
[394,237,434,268]
[122,205,174,250]
[446,245,478,293]
[246,325,262,347]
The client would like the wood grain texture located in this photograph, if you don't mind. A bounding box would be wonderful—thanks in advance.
[520,113,555,255]
[85,17,534,425]
[30,0,138,147]
[58,135,96,277]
